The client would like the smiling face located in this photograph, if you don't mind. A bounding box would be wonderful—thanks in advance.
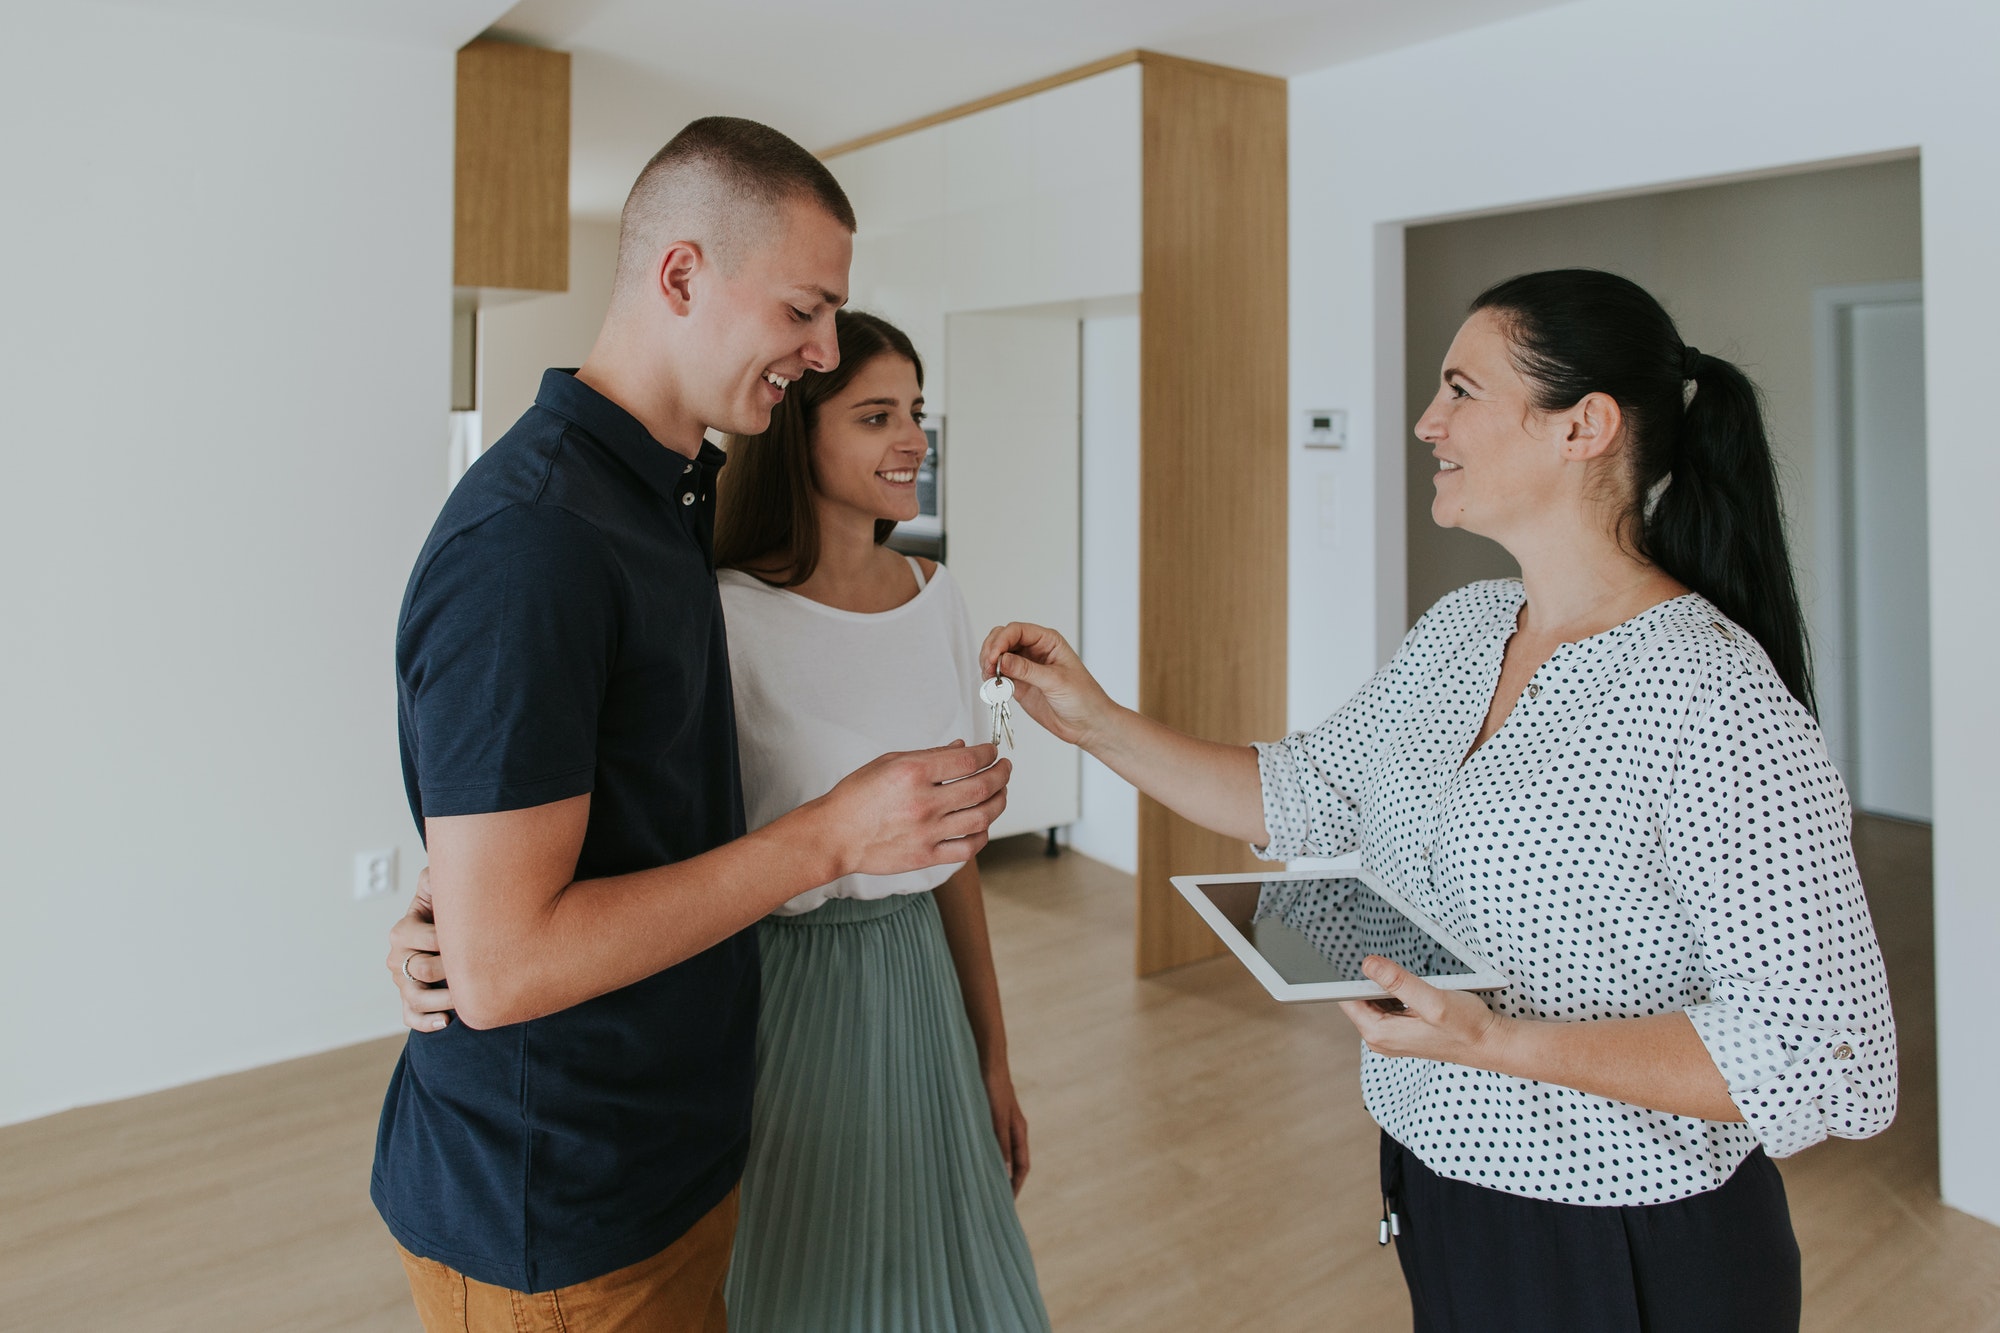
[809,352,927,525]
[1414,308,1589,546]
[679,195,853,436]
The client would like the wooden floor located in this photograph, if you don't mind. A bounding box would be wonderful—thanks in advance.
[4,817,1995,1330]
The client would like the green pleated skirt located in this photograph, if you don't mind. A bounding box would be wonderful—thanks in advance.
[723,891,1051,1333]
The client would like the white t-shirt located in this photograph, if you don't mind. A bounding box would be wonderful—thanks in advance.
[718,559,984,916]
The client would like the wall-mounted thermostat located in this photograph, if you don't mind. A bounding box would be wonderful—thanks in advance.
[1303,408,1347,449]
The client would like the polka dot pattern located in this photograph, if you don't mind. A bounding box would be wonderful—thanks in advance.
[1254,580,1898,1206]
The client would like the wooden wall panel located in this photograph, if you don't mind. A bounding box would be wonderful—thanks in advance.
[1136,56,1289,975]
[454,40,570,293]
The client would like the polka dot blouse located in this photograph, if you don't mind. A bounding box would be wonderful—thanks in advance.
[1254,580,1897,1206]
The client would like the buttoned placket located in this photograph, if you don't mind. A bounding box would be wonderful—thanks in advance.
[1425,632,1557,872]
[679,453,720,570]
[1425,625,1511,870]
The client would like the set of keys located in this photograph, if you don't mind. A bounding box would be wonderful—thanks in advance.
[979,675,1016,749]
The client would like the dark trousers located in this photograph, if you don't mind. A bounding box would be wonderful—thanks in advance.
[1380,1132,1801,1333]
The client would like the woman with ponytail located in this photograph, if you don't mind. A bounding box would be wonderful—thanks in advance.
[983,269,1894,1331]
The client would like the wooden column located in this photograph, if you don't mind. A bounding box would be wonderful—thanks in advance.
[1135,54,1289,975]
[454,40,570,293]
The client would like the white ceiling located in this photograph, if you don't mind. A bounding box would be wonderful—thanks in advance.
[107,0,512,49]
[489,0,1573,219]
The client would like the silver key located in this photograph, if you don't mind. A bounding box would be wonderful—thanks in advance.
[979,675,1016,749]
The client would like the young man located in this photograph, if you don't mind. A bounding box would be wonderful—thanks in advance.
[373,118,1009,1333]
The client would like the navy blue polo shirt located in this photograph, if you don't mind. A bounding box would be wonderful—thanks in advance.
[371,369,757,1293]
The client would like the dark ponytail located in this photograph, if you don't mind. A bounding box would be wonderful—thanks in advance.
[1470,269,1815,713]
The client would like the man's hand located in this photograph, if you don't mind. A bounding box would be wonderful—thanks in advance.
[386,870,455,1033]
[411,746,1005,1030]
[815,741,1010,879]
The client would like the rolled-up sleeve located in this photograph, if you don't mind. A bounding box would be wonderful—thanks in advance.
[1664,668,1898,1157]
[1253,655,1407,862]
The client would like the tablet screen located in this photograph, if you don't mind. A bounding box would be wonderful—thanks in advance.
[1191,877,1477,984]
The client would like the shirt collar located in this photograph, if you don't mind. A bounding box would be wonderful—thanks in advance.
[533,368,727,504]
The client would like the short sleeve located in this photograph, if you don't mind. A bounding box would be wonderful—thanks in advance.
[398,504,622,818]
[1664,667,1898,1157]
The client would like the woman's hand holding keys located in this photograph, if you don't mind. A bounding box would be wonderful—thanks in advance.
[979,622,1115,749]
[978,621,1271,847]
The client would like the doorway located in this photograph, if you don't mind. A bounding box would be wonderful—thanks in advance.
[1814,283,1931,821]
[1399,156,1925,656]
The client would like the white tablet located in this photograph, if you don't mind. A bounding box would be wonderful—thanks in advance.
[1171,869,1509,1003]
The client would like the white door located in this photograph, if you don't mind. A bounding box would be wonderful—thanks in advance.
[1069,311,1142,872]
[944,311,1083,838]
[1843,296,1931,821]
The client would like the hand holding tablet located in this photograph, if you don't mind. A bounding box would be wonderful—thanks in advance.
[1171,869,1507,1003]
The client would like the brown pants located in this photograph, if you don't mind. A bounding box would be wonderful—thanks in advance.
[396,1187,739,1333]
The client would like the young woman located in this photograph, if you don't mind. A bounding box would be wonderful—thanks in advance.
[388,311,1050,1333]
[708,310,1047,1333]
[982,270,1896,1332]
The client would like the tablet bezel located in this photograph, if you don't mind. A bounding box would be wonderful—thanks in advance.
[1170,867,1510,1003]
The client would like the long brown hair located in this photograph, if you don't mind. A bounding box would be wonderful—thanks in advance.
[714,310,924,585]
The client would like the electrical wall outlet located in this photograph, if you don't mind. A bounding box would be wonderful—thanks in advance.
[353,848,398,901]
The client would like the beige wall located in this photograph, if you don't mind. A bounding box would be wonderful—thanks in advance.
[1402,157,1922,627]
[477,217,621,449]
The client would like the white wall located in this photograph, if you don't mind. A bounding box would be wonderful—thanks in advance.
[1287,0,2000,1223]
[1070,313,1141,872]
[0,2,467,1124]
[832,63,1142,411]
[477,219,621,451]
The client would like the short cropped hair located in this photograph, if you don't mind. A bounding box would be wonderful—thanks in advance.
[613,116,855,296]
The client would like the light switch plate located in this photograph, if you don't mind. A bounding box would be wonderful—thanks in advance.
[1303,408,1347,449]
